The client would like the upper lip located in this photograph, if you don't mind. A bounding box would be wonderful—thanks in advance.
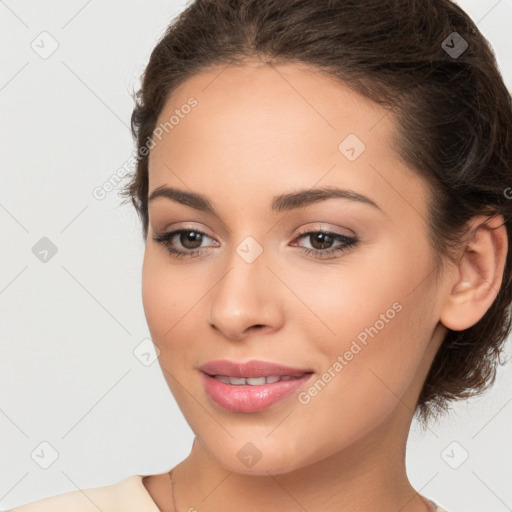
[199,359,313,378]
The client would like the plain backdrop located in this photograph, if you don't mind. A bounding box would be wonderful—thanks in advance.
[1,1,511,511]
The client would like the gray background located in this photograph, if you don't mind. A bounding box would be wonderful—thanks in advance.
[1,1,511,511]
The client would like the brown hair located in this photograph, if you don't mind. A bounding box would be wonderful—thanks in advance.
[120,0,512,424]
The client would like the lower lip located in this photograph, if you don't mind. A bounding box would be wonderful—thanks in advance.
[201,372,313,413]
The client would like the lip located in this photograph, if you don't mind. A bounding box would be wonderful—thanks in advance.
[198,359,313,378]
[199,359,314,413]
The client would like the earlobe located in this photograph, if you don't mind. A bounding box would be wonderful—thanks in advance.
[439,214,508,332]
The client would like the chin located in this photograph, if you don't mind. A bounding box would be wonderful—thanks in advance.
[198,432,321,477]
[219,453,303,476]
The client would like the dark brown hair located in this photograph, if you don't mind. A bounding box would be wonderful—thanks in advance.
[120,0,512,424]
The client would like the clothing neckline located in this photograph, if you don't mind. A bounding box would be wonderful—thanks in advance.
[133,474,444,512]
[126,474,162,512]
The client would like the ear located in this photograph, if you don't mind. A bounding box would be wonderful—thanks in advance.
[440,214,508,331]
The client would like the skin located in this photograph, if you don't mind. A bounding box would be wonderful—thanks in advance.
[140,61,508,512]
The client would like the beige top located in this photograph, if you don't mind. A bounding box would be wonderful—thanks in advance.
[5,475,160,512]
[5,474,450,512]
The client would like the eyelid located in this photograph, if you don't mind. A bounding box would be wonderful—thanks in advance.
[157,222,353,243]
[160,223,219,242]
[293,222,355,238]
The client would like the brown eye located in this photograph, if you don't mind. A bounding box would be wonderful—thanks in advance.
[308,232,335,250]
[179,231,204,249]
[152,228,216,258]
[291,230,359,260]
[152,228,358,261]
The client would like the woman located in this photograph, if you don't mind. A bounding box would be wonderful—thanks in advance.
[7,0,512,511]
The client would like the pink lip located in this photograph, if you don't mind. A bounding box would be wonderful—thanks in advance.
[199,359,314,413]
[198,359,312,378]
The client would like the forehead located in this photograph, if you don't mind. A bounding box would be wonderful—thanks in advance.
[152,61,392,157]
[148,62,430,223]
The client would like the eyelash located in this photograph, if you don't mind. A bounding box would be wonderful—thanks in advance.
[152,227,359,260]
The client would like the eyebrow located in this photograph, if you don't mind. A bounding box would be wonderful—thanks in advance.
[147,185,383,213]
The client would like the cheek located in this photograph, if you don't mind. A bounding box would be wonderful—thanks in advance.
[141,252,168,340]
[285,299,432,465]
[141,248,192,346]
[287,244,408,352]
[297,238,435,401]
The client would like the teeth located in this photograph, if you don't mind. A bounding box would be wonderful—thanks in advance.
[215,375,232,384]
[230,377,247,385]
[246,377,267,385]
[213,373,306,385]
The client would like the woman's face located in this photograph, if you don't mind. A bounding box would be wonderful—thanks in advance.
[142,62,450,474]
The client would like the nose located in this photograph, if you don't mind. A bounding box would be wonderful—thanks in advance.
[208,252,285,341]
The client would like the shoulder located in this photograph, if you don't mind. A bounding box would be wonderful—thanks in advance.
[5,475,160,512]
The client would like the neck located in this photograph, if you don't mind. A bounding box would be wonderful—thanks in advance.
[171,406,431,512]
